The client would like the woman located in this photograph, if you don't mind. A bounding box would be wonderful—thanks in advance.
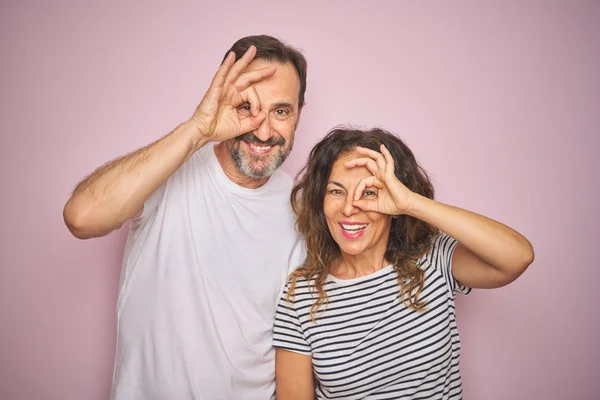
[273,127,534,399]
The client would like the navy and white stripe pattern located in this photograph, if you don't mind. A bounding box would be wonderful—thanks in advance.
[273,234,471,399]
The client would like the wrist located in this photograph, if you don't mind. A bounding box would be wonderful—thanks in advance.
[403,192,427,218]
[178,120,211,153]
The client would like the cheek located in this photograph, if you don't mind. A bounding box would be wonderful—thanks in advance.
[323,200,335,220]
[367,213,392,233]
[274,119,296,137]
[323,198,341,223]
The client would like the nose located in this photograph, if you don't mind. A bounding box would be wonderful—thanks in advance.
[342,193,360,217]
[253,116,273,142]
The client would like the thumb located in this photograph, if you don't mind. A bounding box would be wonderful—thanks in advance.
[353,199,378,212]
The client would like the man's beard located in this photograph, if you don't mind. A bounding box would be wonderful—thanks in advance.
[226,132,294,179]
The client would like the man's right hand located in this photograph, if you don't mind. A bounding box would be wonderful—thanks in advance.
[190,46,276,146]
[64,46,276,239]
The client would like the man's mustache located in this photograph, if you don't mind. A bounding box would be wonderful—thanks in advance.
[235,133,285,147]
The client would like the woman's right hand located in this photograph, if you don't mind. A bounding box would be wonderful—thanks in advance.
[189,46,277,146]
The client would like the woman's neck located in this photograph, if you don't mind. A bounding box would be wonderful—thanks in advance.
[332,251,389,280]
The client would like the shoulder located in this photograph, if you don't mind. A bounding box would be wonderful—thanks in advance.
[419,233,471,295]
[191,143,217,166]
[281,273,320,304]
[168,143,216,182]
[419,233,458,268]
[284,273,311,293]
[266,168,294,193]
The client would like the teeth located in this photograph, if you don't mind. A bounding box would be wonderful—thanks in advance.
[249,144,271,151]
[341,223,367,231]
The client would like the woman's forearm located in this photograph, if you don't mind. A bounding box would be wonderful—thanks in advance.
[407,194,534,277]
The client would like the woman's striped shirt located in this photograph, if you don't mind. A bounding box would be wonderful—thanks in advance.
[273,234,471,399]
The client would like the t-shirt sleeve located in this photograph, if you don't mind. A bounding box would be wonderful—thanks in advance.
[131,150,200,228]
[428,233,472,297]
[273,281,312,355]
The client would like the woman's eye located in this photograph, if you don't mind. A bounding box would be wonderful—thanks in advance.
[328,189,343,195]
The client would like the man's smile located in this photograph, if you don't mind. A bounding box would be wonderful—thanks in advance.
[243,140,275,155]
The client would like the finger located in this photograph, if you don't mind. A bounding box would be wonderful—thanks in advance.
[355,146,383,159]
[234,65,277,92]
[355,146,386,171]
[208,51,236,90]
[352,199,378,212]
[224,46,257,87]
[380,145,396,177]
[353,175,377,201]
[354,175,386,202]
[237,86,261,117]
[239,110,266,134]
[344,158,380,177]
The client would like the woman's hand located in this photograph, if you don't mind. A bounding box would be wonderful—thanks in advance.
[344,144,415,216]
[346,144,534,289]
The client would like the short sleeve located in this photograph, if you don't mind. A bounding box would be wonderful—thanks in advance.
[428,233,472,296]
[131,149,200,227]
[273,281,312,355]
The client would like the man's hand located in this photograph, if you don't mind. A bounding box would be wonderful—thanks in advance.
[190,46,277,145]
[64,46,278,239]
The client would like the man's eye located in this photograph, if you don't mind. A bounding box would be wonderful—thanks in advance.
[363,190,378,197]
[274,109,289,117]
[237,104,251,115]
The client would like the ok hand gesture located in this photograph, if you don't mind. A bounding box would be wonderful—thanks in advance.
[344,145,416,216]
[190,46,276,142]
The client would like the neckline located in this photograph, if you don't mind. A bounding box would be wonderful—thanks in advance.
[208,143,277,195]
[327,264,394,285]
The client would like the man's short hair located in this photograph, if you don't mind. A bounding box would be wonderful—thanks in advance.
[224,35,307,108]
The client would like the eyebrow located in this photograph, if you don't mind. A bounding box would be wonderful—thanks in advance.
[272,102,295,109]
[328,181,346,189]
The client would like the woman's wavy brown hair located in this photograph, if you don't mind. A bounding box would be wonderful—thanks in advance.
[289,127,438,321]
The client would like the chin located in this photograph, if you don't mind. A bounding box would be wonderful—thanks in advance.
[235,152,280,179]
[338,244,367,257]
[246,161,278,178]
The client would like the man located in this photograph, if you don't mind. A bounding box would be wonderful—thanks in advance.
[63,35,307,399]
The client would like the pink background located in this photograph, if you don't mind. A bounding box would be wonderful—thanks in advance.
[1,1,598,399]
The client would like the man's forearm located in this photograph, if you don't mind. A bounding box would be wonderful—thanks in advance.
[64,121,208,239]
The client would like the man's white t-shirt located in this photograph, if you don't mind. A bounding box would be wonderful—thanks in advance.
[110,143,305,400]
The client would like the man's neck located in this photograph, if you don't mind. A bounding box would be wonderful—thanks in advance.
[213,142,270,189]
